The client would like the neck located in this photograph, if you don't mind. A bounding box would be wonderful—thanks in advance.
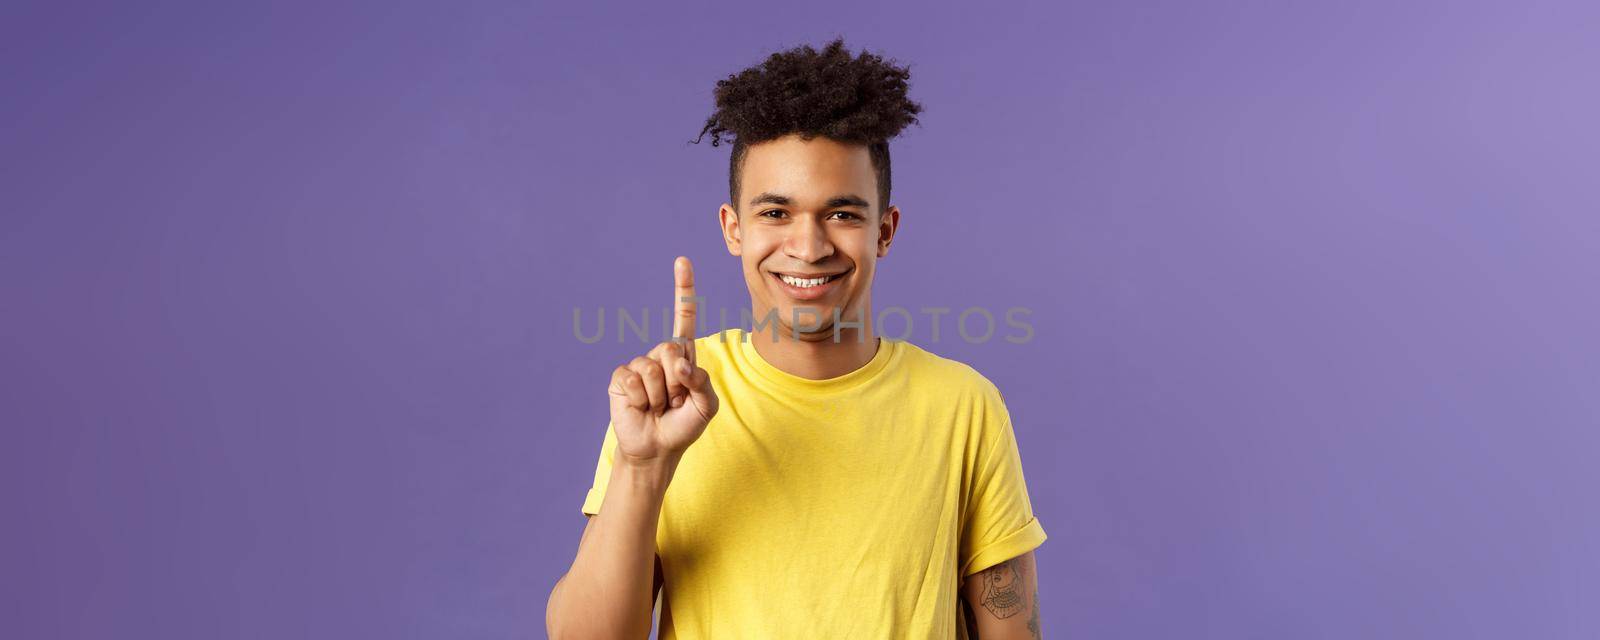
[748,309,879,380]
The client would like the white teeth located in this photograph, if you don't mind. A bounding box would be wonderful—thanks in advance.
[779,274,834,288]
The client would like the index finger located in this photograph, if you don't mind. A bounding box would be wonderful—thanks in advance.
[672,256,698,362]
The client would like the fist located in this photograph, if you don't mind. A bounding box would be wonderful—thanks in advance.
[606,257,719,463]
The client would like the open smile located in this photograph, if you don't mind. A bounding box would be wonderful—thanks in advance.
[768,269,850,301]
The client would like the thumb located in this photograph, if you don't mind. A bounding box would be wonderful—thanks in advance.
[608,367,645,420]
[682,362,718,421]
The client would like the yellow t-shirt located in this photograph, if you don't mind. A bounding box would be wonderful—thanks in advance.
[581,328,1047,639]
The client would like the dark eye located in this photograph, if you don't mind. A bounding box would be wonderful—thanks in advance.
[758,209,786,219]
[829,211,861,221]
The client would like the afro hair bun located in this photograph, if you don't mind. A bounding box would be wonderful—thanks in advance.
[693,36,923,148]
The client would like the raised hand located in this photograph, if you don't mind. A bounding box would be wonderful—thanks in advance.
[606,256,720,464]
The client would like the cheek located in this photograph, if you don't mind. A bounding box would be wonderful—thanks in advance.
[846,257,874,283]
[744,258,772,288]
[834,234,875,263]
[741,234,779,260]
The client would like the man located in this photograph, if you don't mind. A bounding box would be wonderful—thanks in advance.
[546,38,1046,639]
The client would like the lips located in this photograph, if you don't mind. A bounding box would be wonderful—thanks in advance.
[768,269,849,301]
[777,273,840,287]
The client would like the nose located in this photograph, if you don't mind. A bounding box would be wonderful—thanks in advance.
[783,217,834,263]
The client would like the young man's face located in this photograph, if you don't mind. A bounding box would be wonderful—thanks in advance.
[719,133,900,341]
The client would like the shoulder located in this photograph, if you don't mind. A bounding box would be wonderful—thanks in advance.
[892,339,1007,407]
[895,342,1021,473]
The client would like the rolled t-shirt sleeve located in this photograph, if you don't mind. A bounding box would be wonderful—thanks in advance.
[580,420,618,516]
[958,405,1047,577]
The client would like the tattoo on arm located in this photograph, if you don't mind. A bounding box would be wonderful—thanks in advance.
[979,557,1027,619]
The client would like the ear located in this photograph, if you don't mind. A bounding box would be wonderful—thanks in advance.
[876,205,900,258]
[719,203,742,256]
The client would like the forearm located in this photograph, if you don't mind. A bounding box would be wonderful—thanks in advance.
[547,455,679,639]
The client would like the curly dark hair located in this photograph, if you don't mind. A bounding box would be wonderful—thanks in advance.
[690,37,923,216]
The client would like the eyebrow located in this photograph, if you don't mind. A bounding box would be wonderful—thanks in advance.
[748,192,871,210]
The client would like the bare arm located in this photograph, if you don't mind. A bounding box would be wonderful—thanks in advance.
[959,551,1041,640]
[546,257,718,639]
[545,458,674,639]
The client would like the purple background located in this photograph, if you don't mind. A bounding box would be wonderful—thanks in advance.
[4,0,1597,638]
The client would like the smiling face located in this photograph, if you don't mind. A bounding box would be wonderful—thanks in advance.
[718,134,900,341]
